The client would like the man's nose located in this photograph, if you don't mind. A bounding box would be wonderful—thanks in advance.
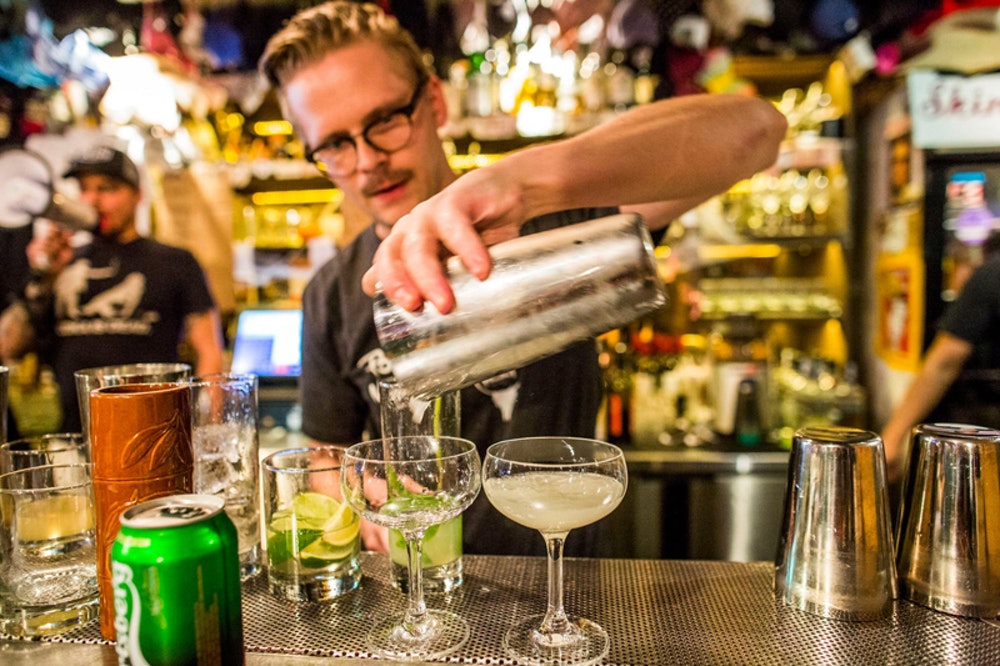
[354,137,388,172]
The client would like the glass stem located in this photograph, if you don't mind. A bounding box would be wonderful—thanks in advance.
[539,532,571,637]
[402,531,430,637]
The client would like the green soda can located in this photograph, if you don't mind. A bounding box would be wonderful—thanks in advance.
[111,494,245,665]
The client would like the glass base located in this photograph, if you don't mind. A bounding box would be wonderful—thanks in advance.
[0,593,99,637]
[503,614,610,666]
[240,544,261,580]
[366,609,469,661]
[390,557,463,594]
[268,561,361,602]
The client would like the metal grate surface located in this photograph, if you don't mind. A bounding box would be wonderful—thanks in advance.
[13,555,1000,664]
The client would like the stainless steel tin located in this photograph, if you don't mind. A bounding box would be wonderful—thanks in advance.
[895,422,1000,619]
[774,427,897,621]
[374,213,666,398]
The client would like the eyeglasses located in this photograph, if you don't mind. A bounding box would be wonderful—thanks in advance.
[307,79,426,177]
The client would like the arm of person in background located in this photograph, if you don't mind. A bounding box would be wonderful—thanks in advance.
[185,309,225,376]
[362,93,787,313]
[880,332,972,481]
[1,223,75,363]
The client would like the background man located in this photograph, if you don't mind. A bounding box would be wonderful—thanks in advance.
[4,146,223,432]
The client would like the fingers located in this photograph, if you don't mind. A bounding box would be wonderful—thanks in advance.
[27,227,73,273]
[368,211,493,315]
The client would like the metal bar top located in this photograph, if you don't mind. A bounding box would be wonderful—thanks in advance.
[4,554,1000,665]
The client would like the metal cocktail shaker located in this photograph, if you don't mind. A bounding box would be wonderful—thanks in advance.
[895,423,1000,619]
[373,213,666,398]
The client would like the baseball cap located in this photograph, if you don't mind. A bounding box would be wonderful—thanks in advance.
[63,146,140,189]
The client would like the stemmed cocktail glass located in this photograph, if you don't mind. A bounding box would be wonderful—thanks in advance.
[340,435,480,660]
[483,437,627,666]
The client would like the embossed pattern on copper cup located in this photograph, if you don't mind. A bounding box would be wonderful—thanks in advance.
[89,382,193,640]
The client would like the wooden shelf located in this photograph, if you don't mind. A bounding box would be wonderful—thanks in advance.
[733,54,836,97]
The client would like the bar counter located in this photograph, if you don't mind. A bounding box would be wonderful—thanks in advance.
[4,553,1000,665]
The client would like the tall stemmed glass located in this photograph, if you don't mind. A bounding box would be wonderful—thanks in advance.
[483,437,627,666]
[340,435,481,660]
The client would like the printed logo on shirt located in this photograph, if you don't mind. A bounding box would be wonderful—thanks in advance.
[357,347,521,423]
[52,258,158,336]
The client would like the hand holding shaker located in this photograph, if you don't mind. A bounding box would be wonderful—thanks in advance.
[89,382,194,640]
[374,213,666,398]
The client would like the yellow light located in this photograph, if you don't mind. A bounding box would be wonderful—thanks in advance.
[698,244,783,261]
[251,189,343,206]
[225,112,244,131]
[447,153,504,171]
[253,120,294,137]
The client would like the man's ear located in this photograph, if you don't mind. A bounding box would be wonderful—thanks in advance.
[426,75,449,129]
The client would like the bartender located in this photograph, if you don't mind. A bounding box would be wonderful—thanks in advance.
[259,1,786,556]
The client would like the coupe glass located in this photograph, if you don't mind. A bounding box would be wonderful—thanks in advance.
[340,435,481,660]
[483,437,627,665]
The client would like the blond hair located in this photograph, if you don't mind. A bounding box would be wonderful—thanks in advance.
[259,1,431,91]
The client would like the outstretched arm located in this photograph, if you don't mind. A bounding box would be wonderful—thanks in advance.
[880,332,972,480]
[185,310,225,376]
[363,93,787,313]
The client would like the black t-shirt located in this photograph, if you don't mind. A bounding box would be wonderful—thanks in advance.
[932,256,1000,426]
[300,207,618,556]
[45,236,216,431]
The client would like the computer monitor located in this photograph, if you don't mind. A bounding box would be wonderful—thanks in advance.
[230,308,302,381]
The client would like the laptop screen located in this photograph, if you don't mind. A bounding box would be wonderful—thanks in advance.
[230,309,303,379]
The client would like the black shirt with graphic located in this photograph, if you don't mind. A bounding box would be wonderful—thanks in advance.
[300,208,618,556]
[45,236,215,432]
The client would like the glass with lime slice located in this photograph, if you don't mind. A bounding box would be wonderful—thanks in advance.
[262,447,362,601]
[379,378,464,593]
[387,511,462,593]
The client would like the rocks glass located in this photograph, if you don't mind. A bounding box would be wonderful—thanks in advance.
[0,463,98,636]
[262,445,361,601]
[0,432,88,473]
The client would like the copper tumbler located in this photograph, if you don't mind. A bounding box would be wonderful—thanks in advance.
[895,423,1000,619]
[89,382,194,640]
[774,427,897,621]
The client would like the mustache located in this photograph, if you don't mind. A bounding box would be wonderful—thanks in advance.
[360,168,413,198]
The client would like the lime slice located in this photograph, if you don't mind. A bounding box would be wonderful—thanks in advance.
[299,534,358,568]
[292,492,341,522]
[321,499,356,533]
[322,515,360,547]
[268,491,361,567]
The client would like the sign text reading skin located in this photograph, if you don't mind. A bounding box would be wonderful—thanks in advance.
[908,70,1000,148]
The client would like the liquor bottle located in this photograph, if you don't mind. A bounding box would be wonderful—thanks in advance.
[601,335,633,445]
